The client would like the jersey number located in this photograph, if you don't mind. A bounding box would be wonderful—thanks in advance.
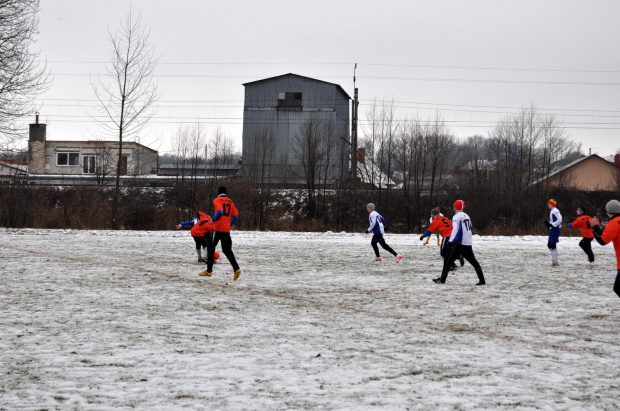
[463,219,472,231]
[442,218,450,228]
[222,203,232,217]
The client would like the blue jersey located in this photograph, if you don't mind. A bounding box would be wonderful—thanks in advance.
[368,211,386,235]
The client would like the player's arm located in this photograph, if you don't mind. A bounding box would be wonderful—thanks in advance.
[551,210,562,227]
[448,215,461,242]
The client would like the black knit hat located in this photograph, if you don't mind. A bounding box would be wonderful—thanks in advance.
[218,186,227,195]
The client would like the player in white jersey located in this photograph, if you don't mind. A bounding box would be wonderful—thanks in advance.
[433,200,486,285]
[366,203,402,263]
[545,199,562,266]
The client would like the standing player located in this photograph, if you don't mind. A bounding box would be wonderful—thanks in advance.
[423,207,443,246]
[176,211,212,262]
[199,186,242,281]
[591,199,620,299]
[433,200,485,285]
[366,203,402,263]
[567,206,595,268]
[545,199,562,267]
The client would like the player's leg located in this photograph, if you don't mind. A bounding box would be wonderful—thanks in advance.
[436,243,460,283]
[204,231,221,274]
[371,235,381,259]
[377,235,398,257]
[581,238,594,263]
[460,245,485,285]
[614,270,620,298]
[220,232,240,272]
[192,236,203,261]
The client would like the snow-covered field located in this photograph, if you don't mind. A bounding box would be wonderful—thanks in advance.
[1,228,619,410]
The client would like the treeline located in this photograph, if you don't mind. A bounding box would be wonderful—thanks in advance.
[0,179,617,236]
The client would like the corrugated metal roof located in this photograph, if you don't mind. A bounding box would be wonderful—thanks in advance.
[243,73,351,100]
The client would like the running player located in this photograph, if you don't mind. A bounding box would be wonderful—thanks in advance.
[366,203,402,263]
[591,199,620,299]
[199,186,242,281]
[545,199,562,267]
[433,200,485,285]
[567,206,595,268]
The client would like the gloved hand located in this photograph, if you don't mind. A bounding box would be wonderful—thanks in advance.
[544,220,552,228]
[365,230,370,234]
[567,222,573,228]
[419,235,425,241]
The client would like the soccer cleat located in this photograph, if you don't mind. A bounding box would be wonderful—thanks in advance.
[198,270,212,277]
[233,269,241,281]
[476,281,486,286]
[396,255,402,263]
[432,278,444,284]
[198,258,205,262]
[375,257,382,262]
[551,262,560,267]
[423,239,429,246]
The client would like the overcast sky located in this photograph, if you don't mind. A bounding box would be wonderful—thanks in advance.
[32,0,620,157]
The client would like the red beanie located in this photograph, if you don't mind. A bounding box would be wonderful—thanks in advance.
[453,200,464,211]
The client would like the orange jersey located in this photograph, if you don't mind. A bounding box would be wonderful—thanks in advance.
[212,195,238,232]
[191,211,213,237]
[570,214,594,238]
[600,215,620,269]
[428,215,453,238]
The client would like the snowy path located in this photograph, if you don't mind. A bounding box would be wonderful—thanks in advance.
[1,229,619,410]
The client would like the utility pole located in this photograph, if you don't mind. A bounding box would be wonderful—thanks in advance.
[350,64,359,181]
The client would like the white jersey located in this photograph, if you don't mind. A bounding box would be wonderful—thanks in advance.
[549,207,562,228]
[449,211,474,246]
[368,210,385,235]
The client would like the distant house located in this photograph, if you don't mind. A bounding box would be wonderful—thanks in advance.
[534,154,620,191]
[28,118,158,177]
[356,148,395,189]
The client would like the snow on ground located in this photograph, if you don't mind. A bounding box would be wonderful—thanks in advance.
[1,228,619,410]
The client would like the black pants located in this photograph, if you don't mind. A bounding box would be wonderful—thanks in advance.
[207,231,239,273]
[371,234,397,257]
[193,235,210,250]
[578,238,595,262]
[440,243,485,283]
[614,270,620,299]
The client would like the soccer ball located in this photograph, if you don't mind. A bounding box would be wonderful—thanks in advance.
[214,251,220,261]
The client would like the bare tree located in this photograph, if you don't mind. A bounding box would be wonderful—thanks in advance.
[0,0,49,152]
[91,9,160,228]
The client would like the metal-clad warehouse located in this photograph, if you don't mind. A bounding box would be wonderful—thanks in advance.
[242,73,351,183]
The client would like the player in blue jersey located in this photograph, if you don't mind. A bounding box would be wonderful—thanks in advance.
[433,200,485,285]
[366,203,402,263]
[545,199,562,266]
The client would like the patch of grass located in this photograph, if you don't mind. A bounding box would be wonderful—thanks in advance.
[53,396,67,402]
[587,314,606,320]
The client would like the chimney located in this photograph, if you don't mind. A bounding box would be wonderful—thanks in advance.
[357,147,366,164]
[28,113,47,174]
[615,153,620,167]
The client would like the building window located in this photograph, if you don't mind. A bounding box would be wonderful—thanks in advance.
[83,156,96,174]
[277,92,302,108]
[57,152,79,166]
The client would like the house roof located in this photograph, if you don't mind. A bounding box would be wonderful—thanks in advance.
[533,154,619,185]
[357,160,395,188]
[243,73,351,100]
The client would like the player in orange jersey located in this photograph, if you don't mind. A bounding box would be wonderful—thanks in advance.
[420,208,464,270]
[176,211,213,262]
[567,206,595,267]
[199,186,242,281]
[591,199,620,299]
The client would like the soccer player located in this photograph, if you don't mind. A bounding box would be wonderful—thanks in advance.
[199,186,242,281]
[423,207,443,246]
[420,208,463,270]
[591,199,620,299]
[433,200,485,285]
[366,203,402,263]
[176,211,212,262]
[545,199,562,267]
[567,206,595,268]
